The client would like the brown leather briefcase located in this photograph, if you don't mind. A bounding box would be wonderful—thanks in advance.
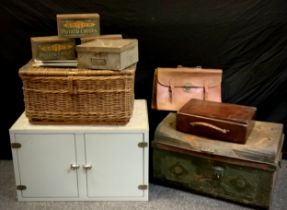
[176,99,257,144]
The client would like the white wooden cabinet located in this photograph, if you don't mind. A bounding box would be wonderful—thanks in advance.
[9,100,149,201]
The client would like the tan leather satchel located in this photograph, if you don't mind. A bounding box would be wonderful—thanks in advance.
[152,66,222,111]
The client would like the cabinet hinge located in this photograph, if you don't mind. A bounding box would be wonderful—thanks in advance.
[11,143,21,149]
[138,184,148,190]
[138,142,148,148]
[16,185,27,191]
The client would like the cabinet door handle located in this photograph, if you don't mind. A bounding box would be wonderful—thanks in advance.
[83,164,92,170]
[70,163,80,170]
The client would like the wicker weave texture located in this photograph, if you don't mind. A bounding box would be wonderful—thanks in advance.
[19,62,135,124]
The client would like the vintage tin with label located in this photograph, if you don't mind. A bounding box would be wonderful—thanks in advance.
[176,99,257,144]
[31,36,76,61]
[76,39,138,70]
[153,113,284,209]
[57,13,100,38]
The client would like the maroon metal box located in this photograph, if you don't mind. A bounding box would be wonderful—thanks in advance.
[176,99,257,144]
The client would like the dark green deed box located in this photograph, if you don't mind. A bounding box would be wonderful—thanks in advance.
[153,113,284,209]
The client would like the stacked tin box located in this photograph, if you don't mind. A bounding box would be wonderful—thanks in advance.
[20,13,139,125]
[152,96,284,207]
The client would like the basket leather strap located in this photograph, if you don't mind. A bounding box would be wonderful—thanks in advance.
[68,76,77,95]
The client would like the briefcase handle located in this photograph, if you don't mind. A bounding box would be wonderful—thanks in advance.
[177,65,202,69]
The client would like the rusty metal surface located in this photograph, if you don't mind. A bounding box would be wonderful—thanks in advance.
[153,146,276,208]
[154,113,284,165]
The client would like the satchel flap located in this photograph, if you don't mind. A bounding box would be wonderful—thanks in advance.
[156,67,222,88]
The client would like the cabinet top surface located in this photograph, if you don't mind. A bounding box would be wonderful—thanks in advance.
[10,100,149,132]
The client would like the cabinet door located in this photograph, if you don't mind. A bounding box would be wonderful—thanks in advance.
[14,134,79,198]
[85,133,144,198]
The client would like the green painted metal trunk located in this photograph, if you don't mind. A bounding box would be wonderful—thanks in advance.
[153,113,284,209]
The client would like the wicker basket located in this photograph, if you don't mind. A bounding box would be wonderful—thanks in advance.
[19,61,135,125]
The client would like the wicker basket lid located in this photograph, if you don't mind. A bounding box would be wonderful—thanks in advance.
[76,39,137,53]
[19,61,136,77]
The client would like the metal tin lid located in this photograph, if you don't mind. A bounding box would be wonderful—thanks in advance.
[76,39,137,53]
[30,36,74,43]
[154,113,284,165]
[56,13,100,19]
[80,34,123,44]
